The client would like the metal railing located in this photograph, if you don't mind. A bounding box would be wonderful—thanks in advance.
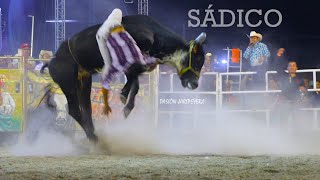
[155,70,219,127]
[155,68,320,129]
[266,69,320,92]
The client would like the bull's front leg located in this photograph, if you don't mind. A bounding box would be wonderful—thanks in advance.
[124,76,139,118]
[120,74,133,105]
[120,63,146,106]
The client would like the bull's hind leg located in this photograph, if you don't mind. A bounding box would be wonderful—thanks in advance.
[77,75,98,142]
[59,79,97,143]
[49,61,97,142]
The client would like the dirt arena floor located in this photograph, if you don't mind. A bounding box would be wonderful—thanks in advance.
[1,114,320,179]
[1,149,320,180]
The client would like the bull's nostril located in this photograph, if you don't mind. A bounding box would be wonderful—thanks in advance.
[194,83,198,89]
[187,82,198,90]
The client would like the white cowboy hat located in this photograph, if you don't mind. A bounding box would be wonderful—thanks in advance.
[248,31,263,41]
[39,50,53,59]
[206,52,212,56]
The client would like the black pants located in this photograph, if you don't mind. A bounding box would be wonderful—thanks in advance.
[271,101,297,128]
[248,62,268,89]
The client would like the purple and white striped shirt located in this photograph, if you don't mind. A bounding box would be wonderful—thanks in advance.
[102,29,156,89]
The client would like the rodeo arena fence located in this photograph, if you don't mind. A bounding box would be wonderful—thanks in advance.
[0,55,320,139]
[156,68,320,130]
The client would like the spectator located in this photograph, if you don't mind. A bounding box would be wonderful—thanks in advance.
[271,61,306,128]
[278,61,305,102]
[311,81,320,107]
[39,50,53,60]
[0,57,11,69]
[243,31,271,88]
[299,85,313,107]
[11,43,35,70]
[303,78,311,89]
[199,52,215,91]
[269,79,279,90]
[211,55,220,72]
[269,47,288,84]
[201,52,213,73]
[224,80,238,108]
[269,48,288,73]
[34,50,53,73]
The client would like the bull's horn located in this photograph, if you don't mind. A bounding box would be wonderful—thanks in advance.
[194,32,206,44]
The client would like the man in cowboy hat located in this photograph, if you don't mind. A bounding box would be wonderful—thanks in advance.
[243,31,270,87]
[34,50,53,73]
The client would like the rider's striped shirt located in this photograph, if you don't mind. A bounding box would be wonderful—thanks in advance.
[101,26,157,89]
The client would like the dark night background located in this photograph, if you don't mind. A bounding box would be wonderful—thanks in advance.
[0,0,319,69]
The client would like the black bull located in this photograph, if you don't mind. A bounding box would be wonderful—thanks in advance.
[45,15,206,142]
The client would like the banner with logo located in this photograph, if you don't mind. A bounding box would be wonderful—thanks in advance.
[0,69,23,132]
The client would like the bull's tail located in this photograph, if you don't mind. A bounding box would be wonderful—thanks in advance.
[40,62,49,74]
[37,84,55,109]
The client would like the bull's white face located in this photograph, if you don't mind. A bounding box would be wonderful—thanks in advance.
[178,42,205,90]
[161,32,206,90]
[161,50,188,72]
[161,47,205,90]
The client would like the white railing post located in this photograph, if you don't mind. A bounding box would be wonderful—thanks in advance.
[313,109,317,130]
[218,73,223,109]
[313,71,317,90]
[266,110,270,128]
[170,73,174,92]
[265,71,269,91]
[154,66,159,128]
[215,73,219,110]
[265,71,277,91]
[315,110,318,130]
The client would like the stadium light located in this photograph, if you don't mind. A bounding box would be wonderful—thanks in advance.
[221,59,228,64]
[45,20,78,23]
[28,15,34,57]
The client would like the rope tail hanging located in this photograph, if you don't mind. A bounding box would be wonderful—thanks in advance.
[68,39,91,90]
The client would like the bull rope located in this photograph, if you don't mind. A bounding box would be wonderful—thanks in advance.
[67,39,91,89]
[68,39,81,67]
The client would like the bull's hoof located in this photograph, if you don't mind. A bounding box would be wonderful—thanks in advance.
[88,134,99,144]
[123,106,133,118]
[120,94,127,105]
